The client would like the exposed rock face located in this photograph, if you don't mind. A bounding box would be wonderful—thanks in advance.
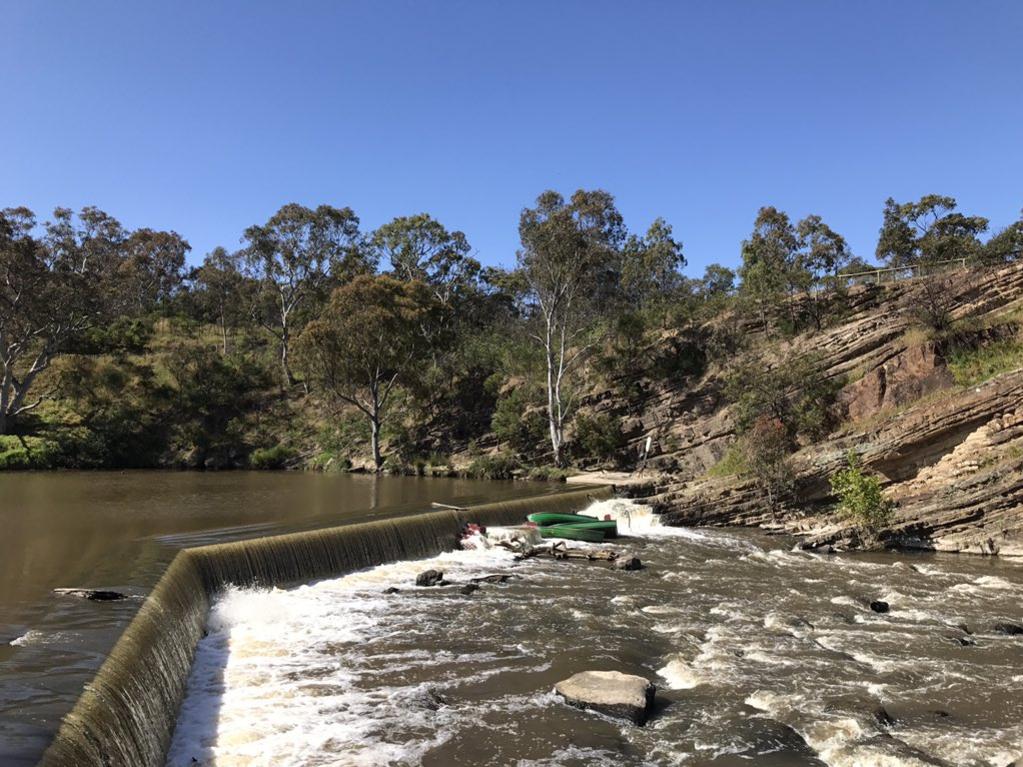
[840,342,954,422]
[632,263,1023,558]
[555,670,656,725]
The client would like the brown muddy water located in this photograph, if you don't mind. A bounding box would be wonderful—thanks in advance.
[0,471,562,766]
[167,499,1023,767]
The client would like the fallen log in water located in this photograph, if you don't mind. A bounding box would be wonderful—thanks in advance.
[513,541,621,563]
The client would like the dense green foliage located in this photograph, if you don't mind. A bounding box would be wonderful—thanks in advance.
[830,451,894,532]
[725,355,841,444]
[947,334,1023,386]
[1,193,1018,474]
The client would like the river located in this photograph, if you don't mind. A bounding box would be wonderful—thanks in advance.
[0,471,561,766]
[167,499,1023,767]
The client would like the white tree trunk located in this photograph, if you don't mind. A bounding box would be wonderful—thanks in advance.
[370,388,383,472]
[543,312,565,466]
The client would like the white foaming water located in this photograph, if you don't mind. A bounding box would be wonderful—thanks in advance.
[657,655,704,689]
[167,545,523,767]
[168,497,1023,767]
[9,630,72,647]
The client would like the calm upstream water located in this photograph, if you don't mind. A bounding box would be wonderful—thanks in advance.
[168,500,1023,767]
[0,471,561,766]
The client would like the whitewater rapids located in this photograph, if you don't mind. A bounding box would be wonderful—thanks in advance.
[166,499,1023,767]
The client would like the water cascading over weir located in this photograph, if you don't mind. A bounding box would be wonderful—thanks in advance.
[37,486,612,767]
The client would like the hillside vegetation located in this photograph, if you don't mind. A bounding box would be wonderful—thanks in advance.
[2,194,1022,531]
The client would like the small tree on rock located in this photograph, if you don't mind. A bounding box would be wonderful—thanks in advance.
[830,450,894,536]
[741,416,794,509]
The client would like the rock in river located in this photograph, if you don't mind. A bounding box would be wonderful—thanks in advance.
[992,622,1023,636]
[869,600,890,614]
[615,555,643,571]
[415,569,445,587]
[555,670,656,725]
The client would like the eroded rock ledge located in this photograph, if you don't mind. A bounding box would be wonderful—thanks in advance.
[632,263,1023,557]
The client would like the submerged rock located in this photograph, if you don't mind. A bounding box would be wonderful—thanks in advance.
[992,622,1023,636]
[873,706,897,727]
[53,588,127,602]
[459,583,480,595]
[415,570,445,587]
[470,573,521,584]
[869,600,890,614]
[615,555,643,571]
[382,587,400,594]
[555,670,656,725]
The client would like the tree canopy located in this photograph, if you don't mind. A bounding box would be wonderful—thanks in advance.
[295,274,437,471]
[242,203,370,385]
[876,195,988,267]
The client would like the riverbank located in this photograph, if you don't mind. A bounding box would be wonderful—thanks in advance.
[5,262,1022,559]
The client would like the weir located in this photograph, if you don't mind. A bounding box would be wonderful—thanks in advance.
[36,486,612,767]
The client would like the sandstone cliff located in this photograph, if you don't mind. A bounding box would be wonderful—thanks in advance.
[619,263,1023,557]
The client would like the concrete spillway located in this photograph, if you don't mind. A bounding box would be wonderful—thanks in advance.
[37,487,611,767]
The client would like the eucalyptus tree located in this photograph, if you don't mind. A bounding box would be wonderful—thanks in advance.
[241,203,369,386]
[620,217,686,311]
[794,214,851,329]
[0,207,127,434]
[118,228,189,313]
[295,275,437,471]
[191,247,247,353]
[517,189,626,465]
[699,263,736,300]
[876,195,988,267]
[371,213,480,306]
[738,206,799,332]
[983,210,1023,264]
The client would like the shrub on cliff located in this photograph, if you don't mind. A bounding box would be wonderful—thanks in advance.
[742,416,794,506]
[830,451,894,532]
[725,354,840,443]
[572,412,627,466]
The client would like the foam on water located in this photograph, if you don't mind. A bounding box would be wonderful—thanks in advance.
[657,656,705,689]
[167,545,524,766]
[167,497,1023,767]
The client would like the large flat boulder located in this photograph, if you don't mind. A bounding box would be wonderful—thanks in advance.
[555,670,655,725]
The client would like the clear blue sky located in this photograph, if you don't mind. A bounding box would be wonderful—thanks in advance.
[3,2,1021,274]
